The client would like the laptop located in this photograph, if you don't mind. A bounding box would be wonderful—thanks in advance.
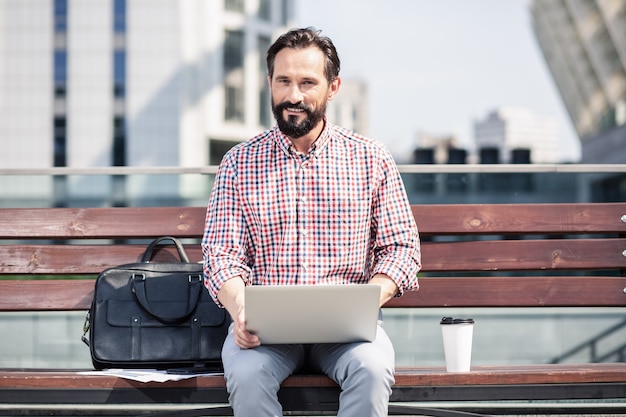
[244,284,381,344]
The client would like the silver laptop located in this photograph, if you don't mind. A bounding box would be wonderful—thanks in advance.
[245,284,381,344]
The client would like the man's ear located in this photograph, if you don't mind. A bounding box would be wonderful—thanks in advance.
[327,76,341,101]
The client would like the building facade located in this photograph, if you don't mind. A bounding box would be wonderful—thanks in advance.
[530,0,626,163]
[326,79,369,138]
[0,0,294,203]
[474,107,560,164]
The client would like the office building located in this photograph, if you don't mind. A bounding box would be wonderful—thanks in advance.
[474,107,560,164]
[530,0,626,163]
[0,0,294,202]
[327,79,369,137]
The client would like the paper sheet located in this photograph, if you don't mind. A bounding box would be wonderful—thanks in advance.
[78,369,224,383]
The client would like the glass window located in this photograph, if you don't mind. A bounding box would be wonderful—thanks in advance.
[53,117,67,167]
[54,0,68,32]
[54,85,66,98]
[280,0,290,25]
[54,50,67,82]
[112,117,126,166]
[224,0,244,13]
[224,30,244,73]
[113,51,125,83]
[224,30,245,122]
[113,50,126,98]
[54,50,67,98]
[258,0,271,21]
[258,35,272,126]
[113,0,126,33]
[225,85,244,122]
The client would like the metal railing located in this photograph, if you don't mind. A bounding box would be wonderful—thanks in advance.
[1,164,625,207]
[1,163,625,176]
[549,319,626,364]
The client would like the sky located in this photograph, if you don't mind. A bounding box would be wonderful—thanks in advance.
[294,0,581,163]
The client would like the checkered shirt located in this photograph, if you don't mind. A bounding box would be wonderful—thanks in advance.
[202,122,421,303]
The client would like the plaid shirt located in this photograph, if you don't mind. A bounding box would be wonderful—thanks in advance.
[202,122,421,302]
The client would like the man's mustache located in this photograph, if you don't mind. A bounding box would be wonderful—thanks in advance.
[274,101,311,114]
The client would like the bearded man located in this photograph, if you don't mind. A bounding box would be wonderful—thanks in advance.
[202,27,421,417]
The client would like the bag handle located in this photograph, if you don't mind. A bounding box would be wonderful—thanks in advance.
[132,274,203,323]
[141,236,191,263]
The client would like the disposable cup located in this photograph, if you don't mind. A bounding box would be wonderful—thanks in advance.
[440,317,475,372]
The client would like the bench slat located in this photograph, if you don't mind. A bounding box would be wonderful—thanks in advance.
[0,245,203,274]
[387,276,626,307]
[424,238,626,272]
[2,276,625,312]
[2,363,626,388]
[2,238,624,274]
[2,203,625,240]
[393,363,626,385]
[0,280,94,311]
[0,207,206,239]
[412,203,626,235]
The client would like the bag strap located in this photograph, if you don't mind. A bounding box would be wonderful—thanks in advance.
[141,236,191,263]
[132,274,203,323]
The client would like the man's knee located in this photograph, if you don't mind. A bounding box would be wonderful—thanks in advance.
[225,354,280,391]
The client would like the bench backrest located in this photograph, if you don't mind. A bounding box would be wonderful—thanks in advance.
[0,203,625,311]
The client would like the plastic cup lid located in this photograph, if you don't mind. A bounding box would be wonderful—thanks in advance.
[440,317,475,325]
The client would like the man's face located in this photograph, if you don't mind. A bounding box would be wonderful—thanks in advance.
[269,47,339,139]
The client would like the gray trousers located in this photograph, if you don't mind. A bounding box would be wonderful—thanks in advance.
[221,321,395,417]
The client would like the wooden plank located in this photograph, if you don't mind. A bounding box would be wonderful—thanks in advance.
[2,238,624,275]
[2,363,626,389]
[0,245,204,274]
[386,276,626,308]
[2,276,625,311]
[0,280,95,311]
[0,207,206,239]
[422,238,626,272]
[2,203,625,239]
[412,203,626,235]
[392,363,626,386]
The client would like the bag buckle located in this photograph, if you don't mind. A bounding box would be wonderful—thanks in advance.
[189,274,202,283]
[133,273,146,281]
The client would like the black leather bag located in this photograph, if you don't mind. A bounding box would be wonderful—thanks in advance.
[83,236,230,371]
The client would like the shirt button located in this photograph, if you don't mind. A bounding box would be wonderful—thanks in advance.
[300,196,307,202]
[301,229,308,236]
[301,262,309,269]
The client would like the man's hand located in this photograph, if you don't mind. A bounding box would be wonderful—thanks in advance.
[217,277,260,349]
[369,274,399,307]
[231,308,260,349]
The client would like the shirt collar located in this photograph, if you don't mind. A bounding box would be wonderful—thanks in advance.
[273,118,332,159]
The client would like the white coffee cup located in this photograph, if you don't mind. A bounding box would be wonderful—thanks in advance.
[440,317,475,372]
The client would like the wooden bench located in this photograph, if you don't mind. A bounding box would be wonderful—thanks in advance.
[1,203,626,416]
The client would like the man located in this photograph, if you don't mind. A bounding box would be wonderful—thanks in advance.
[202,27,420,417]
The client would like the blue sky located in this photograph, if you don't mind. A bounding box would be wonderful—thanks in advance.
[295,0,581,162]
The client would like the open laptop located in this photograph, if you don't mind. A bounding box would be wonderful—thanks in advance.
[244,284,381,344]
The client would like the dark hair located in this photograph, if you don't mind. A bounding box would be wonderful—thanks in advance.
[266,27,340,84]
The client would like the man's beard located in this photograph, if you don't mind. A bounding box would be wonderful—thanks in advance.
[272,100,326,139]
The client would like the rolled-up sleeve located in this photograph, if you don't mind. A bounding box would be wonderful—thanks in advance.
[370,150,421,296]
[202,155,251,304]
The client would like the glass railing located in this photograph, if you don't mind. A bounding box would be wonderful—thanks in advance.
[0,164,625,368]
[1,164,625,207]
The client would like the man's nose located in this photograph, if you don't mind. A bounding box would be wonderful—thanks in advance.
[286,84,304,103]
